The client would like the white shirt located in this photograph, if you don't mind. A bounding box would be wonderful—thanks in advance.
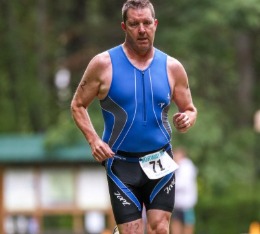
[174,157,198,210]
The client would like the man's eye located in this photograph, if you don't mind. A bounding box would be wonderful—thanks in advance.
[127,20,153,28]
[130,22,139,27]
[144,21,152,25]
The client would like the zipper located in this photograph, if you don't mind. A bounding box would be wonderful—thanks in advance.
[142,71,147,123]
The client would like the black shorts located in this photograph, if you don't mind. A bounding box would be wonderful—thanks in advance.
[105,148,175,224]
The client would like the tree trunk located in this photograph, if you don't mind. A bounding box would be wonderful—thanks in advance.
[36,0,48,86]
[235,31,255,126]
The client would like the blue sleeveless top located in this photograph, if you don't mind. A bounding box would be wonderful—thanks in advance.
[100,45,172,153]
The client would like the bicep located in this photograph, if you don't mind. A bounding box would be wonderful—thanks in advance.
[173,81,194,112]
[168,58,194,112]
[72,57,102,109]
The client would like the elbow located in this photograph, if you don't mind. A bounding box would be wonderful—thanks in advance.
[70,100,75,113]
[193,106,198,118]
[189,104,197,117]
[70,99,87,117]
[186,105,197,128]
[70,99,78,117]
[191,106,198,126]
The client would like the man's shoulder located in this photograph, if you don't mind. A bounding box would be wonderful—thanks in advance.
[91,50,111,68]
[95,50,111,61]
[93,44,121,65]
[166,55,186,77]
[167,55,182,66]
[154,47,183,68]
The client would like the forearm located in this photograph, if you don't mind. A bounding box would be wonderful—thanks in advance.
[71,103,100,145]
[184,106,197,127]
[173,105,197,133]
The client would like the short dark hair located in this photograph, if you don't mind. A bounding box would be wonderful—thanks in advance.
[122,0,155,23]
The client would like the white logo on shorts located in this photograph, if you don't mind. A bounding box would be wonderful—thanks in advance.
[164,178,175,194]
[114,191,131,206]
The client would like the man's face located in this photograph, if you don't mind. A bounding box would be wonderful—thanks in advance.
[122,7,158,54]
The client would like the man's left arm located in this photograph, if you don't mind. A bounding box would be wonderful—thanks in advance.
[168,57,197,133]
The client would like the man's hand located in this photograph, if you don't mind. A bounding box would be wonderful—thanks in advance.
[173,112,191,133]
[89,138,115,162]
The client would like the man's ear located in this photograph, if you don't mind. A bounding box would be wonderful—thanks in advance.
[121,22,126,31]
[154,19,158,27]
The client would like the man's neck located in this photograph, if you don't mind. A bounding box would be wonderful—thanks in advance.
[122,43,154,70]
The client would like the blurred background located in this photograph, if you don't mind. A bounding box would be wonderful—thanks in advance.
[0,0,260,233]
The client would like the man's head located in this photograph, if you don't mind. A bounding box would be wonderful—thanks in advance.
[121,0,157,54]
[122,0,155,24]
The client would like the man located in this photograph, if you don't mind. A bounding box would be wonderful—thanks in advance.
[171,148,198,234]
[71,0,197,233]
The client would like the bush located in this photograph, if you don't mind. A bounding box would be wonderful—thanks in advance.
[195,195,260,234]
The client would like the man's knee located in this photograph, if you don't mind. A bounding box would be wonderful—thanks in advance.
[146,210,171,234]
[147,221,169,234]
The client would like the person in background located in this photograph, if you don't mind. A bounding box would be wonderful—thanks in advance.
[171,147,198,234]
[71,0,197,233]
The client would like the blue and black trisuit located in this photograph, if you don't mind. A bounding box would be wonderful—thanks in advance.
[100,45,175,224]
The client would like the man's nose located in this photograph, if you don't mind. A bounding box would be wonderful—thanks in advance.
[138,24,146,33]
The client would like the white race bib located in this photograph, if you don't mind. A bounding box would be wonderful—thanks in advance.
[139,150,179,179]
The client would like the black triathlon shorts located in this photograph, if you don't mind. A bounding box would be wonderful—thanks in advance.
[105,146,175,224]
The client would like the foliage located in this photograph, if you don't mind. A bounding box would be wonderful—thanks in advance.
[196,193,260,234]
[44,111,83,150]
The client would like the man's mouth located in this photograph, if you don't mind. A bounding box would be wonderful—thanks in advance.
[138,38,148,42]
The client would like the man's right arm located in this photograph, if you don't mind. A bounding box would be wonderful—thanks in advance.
[70,53,114,162]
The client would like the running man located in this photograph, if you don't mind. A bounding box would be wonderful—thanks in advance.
[71,0,197,233]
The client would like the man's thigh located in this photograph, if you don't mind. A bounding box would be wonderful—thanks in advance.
[106,158,175,224]
[106,158,145,224]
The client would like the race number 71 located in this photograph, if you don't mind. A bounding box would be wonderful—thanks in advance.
[149,159,165,173]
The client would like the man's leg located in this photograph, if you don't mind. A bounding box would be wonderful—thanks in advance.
[106,158,144,232]
[171,219,183,234]
[117,219,144,234]
[183,209,195,234]
[146,209,172,234]
[183,224,194,234]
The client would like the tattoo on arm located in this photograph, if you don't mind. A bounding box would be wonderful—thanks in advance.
[80,80,87,91]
